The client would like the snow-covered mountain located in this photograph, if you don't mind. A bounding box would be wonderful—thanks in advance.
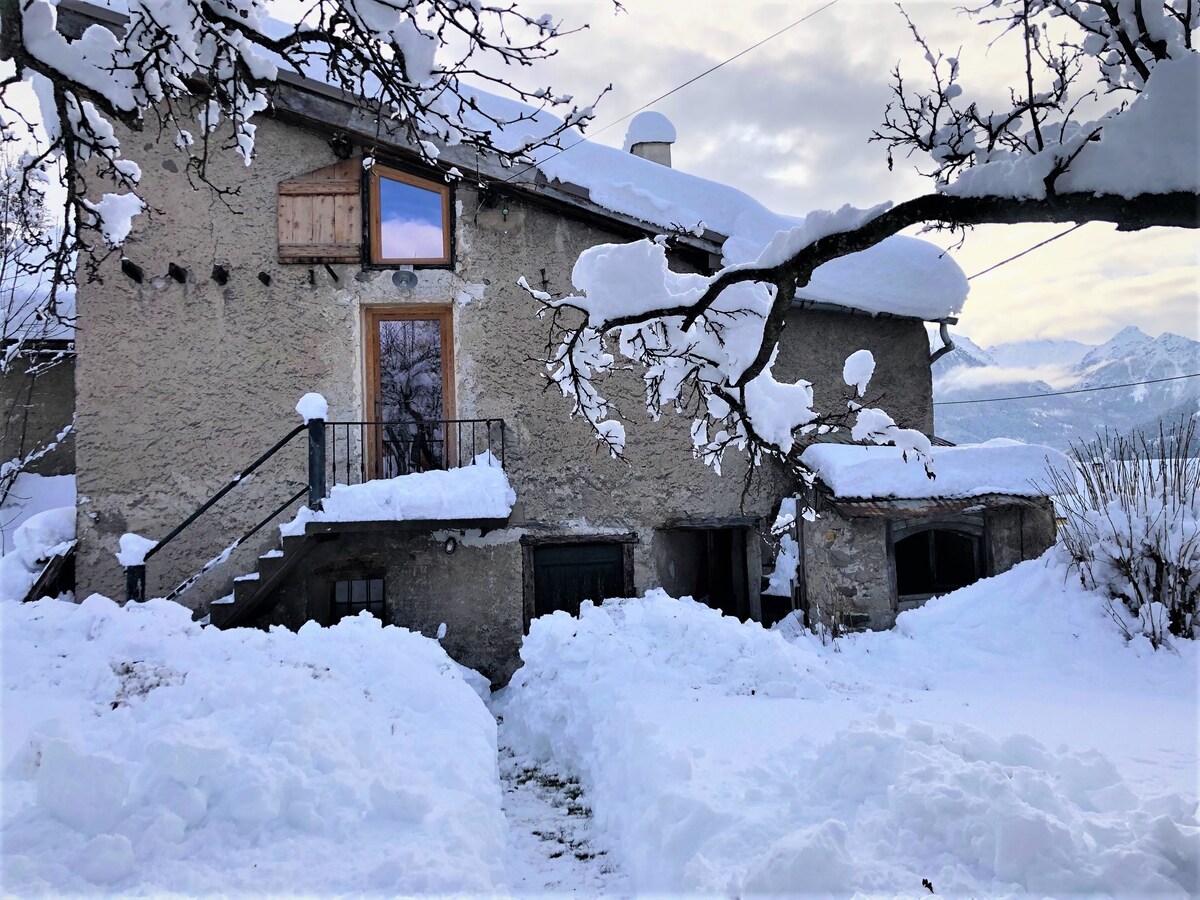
[933,326,1199,448]
[989,337,1091,369]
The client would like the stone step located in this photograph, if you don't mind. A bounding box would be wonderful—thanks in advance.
[232,571,262,606]
[257,550,285,581]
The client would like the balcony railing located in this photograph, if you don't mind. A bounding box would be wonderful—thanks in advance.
[324,418,506,485]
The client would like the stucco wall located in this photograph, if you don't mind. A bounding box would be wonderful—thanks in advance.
[75,113,936,619]
[774,309,933,435]
[0,354,75,478]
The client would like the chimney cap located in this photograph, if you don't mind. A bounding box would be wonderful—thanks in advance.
[622,111,677,152]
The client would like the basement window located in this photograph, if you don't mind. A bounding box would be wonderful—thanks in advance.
[368,164,451,265]
[330,576,386,624]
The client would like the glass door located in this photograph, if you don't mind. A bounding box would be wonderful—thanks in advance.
[365,307,454,478]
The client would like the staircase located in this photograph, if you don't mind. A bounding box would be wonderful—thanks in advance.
[208,534,314,628]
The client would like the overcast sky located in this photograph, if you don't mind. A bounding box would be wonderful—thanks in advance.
[500,0,1199,347]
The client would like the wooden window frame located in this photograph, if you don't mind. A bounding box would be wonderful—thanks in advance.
[887,518,988,606]
[364,306,456,476]
[367,163,453,267]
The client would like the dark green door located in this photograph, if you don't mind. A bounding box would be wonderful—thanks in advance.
[533,542,625,619]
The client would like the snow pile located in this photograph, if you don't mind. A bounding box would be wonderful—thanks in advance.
[115,531,156,566]
[801,437,1070,499]
[621,110,676,150]
[0,473,75,556]
[294,391,328,423]
[281,453,515,536]
[1,595,507,894]
[500,562,1199,895]
[0,507,75,602]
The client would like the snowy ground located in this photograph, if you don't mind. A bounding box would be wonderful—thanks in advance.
[1,597,508,894]
[3,547,1196,895]
[498,554,1199,896]
[0,473,74,556]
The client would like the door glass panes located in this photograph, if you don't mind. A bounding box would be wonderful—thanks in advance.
[378,318,445,475]
[377,175,447,262]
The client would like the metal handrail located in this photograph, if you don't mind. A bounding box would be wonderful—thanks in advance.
[144,424,306,563]
[127,416,508,604]
[127,424,308,602]
[162,484,308,602]
[324,418,506,484]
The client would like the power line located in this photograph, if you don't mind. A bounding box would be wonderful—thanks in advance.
[966,223,1085,281]
[504,0,841,184]
[934,372,1200,405]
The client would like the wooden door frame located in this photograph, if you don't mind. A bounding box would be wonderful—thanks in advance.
[363,306,456,476]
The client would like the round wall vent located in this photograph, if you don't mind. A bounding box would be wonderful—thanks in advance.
[392,270,418,289]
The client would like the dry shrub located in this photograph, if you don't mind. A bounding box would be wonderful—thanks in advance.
[1047,416,1199,647]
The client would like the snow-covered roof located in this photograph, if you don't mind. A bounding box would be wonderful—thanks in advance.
[455,87,966,320]
[800,438,1070,501]
[64,0,967,322]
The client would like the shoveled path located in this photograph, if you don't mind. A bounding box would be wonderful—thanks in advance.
[497,720,628,896]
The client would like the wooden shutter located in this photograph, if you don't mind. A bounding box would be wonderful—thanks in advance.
[277,158,362,263]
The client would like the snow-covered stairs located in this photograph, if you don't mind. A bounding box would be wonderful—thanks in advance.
[209,535,313,628]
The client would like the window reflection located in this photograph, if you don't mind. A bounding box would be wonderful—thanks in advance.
[375,171,448,263]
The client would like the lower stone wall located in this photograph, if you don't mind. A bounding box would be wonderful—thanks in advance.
[799,500,1059,633]
[799,515,896,631]
[258,529,525,684]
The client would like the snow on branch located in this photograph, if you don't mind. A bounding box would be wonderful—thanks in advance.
[531,2,1197,481]
[0,0,613,320]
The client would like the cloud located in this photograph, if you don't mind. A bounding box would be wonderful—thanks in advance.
[473,1,1198,346]
[936,363,1079,394]
[379,218,445,260]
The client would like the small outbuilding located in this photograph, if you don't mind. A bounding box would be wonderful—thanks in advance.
[785,438,1066,632]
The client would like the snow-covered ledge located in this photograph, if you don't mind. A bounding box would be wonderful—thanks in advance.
[280,452,515,537]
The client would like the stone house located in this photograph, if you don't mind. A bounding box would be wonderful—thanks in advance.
[56,1,1057,684]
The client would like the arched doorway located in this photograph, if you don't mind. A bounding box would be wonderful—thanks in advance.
[890,520,985,603]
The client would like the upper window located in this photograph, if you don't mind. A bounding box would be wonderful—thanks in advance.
[368,164,451,266]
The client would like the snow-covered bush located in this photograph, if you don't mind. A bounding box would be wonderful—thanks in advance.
[1048,417,1199,646]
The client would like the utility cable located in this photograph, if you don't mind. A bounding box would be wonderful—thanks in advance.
[503,0,841,184]
[966,223,1085,280]
[934,372,1200,405]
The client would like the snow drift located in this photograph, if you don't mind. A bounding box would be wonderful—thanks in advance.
[1,596,507,894]
[499,568,1199,896]
[0,505,75,603]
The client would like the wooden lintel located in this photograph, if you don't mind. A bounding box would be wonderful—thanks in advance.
[662,516,765,531]
[518,532,639,547]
